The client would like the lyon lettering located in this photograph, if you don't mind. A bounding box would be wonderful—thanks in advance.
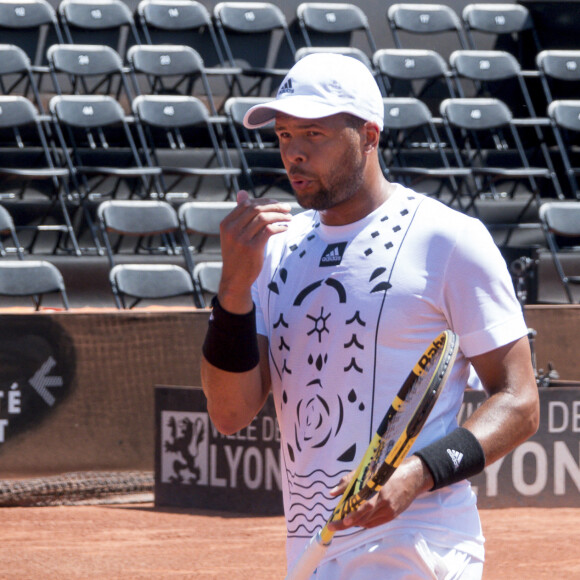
[210,444,282,491]
[481,441,580,497]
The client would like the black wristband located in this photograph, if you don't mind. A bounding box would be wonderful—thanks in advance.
[414,427,486,491]
[202,296,260,373]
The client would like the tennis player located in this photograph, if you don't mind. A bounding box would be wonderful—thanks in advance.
[201,53,539,579]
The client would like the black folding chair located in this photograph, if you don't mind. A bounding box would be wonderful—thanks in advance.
[536,50,580,112]
[380,96,471,208]
[192,260,222,303]
[178,199,233,258]
[0,96,81,255]
[97,199,196,308]
[0,259,70,309]
[58,0,142,61]
[223,96,289,197]
[539,201,580,303]
[0,44,45,112]
[178,200,235,306]
[98,198,180,257]
[387,3,468,55]
[50,94,162,203]
[132,94,241,200]
[547,100,580,201]
[108,262,196,308]
[0,204,24,258]
[0,0,64,74]
[449,49,563,199]
[213,2,296,97]
[127,44,220,115]
[47,44,134,105]
[440,97,555,245]
[462,3,542,66]
[372,48,455,114]
[295,3,377,56]
[136,0,240,103]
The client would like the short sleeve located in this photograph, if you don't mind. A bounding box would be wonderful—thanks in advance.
[440,218,528,358]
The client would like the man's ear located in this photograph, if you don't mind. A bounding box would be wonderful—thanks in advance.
[363,121,381,154]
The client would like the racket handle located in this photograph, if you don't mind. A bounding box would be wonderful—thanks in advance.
[285,531,328,580]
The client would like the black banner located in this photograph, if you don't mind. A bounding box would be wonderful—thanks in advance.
[156,386,580,513]
[155,386,283,514]
[461,388,580,508]
[0,317,76,448]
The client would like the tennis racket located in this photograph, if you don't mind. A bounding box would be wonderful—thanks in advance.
[285,329,459,580]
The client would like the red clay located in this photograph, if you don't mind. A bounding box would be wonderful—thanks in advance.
[0,504,578,579]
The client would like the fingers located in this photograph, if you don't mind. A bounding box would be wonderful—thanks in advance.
[217,192,295,305]
[327,498,377,533]
[329,473,351,497]
[236,189,250,205]
[223,192,293,246]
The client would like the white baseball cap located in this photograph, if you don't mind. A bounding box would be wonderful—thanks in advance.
[243,53,384,130]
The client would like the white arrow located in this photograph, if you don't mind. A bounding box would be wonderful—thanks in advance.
[29,356,63,407]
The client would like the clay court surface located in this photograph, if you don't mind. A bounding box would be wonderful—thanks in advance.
[1,503,578,579]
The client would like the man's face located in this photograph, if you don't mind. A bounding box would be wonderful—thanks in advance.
[274,113,367,212]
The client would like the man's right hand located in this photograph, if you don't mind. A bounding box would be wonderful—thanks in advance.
[217,190,293,314]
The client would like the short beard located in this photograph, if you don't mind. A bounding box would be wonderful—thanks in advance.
[297,143,366,212]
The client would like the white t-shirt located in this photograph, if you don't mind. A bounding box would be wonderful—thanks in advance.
[251,185,527,567]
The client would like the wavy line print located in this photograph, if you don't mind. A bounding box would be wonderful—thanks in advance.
[288,499,332,511]
[287,490,334,502]
[286,469,351,482]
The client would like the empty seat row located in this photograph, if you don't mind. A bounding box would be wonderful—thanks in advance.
[0,199,241,308]
[3,90,580,257]
[0,1,548,96]
[2,196,579,306]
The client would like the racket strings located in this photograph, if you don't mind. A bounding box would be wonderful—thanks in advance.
[342,347,447,511]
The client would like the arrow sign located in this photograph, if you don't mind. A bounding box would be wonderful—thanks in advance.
[29,356,63,407]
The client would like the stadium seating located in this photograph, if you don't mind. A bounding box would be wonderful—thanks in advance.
[0,95,82,255]
[47,43,134,102]
[132,94,242,199]
[0,44,46,112]
[539,201,580,303]
[295,2,377,56]
[127,44,221,115]
[0,204,24,257]
[379,96,472,208]
[387,3,469,56]
[0,0,64,71]
[0,259,70,309]
[372,48,456,114]
[462,3,541,63]
[222,96,289,197]
[97,199,198,307]
[439,97,556,246]
[58,0,141,60]
[136,0,240,104]
[213,2,296,97]
[0,0,578,306]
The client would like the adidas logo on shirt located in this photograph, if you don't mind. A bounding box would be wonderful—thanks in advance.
[278,78,294,95]
[447,448,464,470]
[319,242,347,267]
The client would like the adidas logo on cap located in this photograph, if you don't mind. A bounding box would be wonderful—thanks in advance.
[278,78,294,96]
